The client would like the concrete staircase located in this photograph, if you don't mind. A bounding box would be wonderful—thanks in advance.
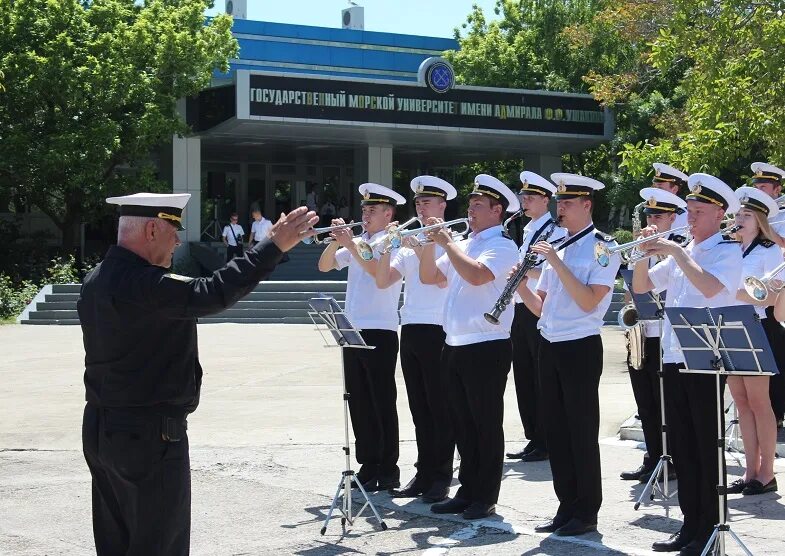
[19,280,625,326]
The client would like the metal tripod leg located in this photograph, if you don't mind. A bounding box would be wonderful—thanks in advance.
[635,454,677,510]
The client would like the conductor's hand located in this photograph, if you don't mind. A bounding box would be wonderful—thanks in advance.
[270,207,319,252]
[330,218,355,248]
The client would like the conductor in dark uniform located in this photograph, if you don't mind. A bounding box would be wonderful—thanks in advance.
[78,193,317,555]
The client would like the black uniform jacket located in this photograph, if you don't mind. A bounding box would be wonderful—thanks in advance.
[78,239,283,415]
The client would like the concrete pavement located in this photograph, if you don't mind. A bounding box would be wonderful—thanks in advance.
[2,323,784,555]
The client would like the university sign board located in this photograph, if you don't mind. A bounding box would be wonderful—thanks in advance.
[235,70,607,138]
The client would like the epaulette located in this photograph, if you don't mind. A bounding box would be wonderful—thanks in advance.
[760,238,776,248]
[719,236,741,244]
[669,234,687,244]
[594,231,615,243]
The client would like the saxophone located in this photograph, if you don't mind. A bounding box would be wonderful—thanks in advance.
[624,201,647,370]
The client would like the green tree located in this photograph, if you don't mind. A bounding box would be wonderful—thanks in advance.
[0,0,237,251]
[619,1,785,182]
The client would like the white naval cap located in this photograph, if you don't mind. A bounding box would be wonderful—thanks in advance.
[469,174,520,213]
[652,163,688,186]
[750,162,785,185]
[358,182,407,206]
[106,192,191,230]
[735,186,779,218]
[410,175,457,200]
[639,187,687,215]
[550,173,605,200]
[686,173,740,214]
[518,171,556,197]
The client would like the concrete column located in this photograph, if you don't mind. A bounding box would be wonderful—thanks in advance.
[238,163,249,222]
[368,145,393,187]
[526,153,562,178]
[265,164,275,220]
[172,135,202,244]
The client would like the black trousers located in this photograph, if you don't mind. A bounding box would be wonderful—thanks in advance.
[343,328,400,477]
[628,337,663,464]
[82,404,190,556]
[443,338,511,505]
[763,311,785,421]
[511,303,546,449]
[399,324,453,487]
[663,363,725,539]
[226,245,243,261]
[540,334,603,522]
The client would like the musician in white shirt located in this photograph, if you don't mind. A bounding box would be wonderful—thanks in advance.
[419,174,519,520]
[517,173,621,537]
[632,173,742,554]
[375,175,456,503]
[318,182,406,492]
[506,171,566,463]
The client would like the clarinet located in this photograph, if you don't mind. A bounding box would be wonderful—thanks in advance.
[484,221,558,325]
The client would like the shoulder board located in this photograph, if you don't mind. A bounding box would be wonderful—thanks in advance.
[550,236,566,245]
[719,236,740,244]
[594,231,615,242]
[760,238,776,248]
[670,234,687,244]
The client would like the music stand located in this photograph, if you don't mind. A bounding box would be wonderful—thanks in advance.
[667,304,777,556]
[619,270,677,510]
[308,296,388,535]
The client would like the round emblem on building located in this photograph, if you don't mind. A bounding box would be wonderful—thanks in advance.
[417,57,455,94]
[226,0,234,15]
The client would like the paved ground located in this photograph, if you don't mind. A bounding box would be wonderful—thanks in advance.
[2,324,784,555]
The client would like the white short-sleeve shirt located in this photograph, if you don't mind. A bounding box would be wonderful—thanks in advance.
[648,232,743,364]
[436,225,519,346]
[392,246,447,326]
[513,212,567,302]
[335,231,402,332]
[536,224,622,342]
[738,240,784,318]
[222,224,245,246]
[251,219,273,241]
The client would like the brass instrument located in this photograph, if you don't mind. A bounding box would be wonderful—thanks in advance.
[484,221,558,325]
[356,217,420,261]
[301,222,364,245]
[595,224,691,267]
[621,303,646,370]
[503,209,523,235]
[743,261,785,301]
[404,218,470,247]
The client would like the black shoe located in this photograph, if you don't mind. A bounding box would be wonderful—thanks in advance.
[430,497,471,514]
[534,515,571,533]
[554,517,597,537]
[520,448,549,462]
[376,475,400,491]
[620,463,655,481]
[743,477,777,495]
[679,537,710,556]
[726,477,748,494]
[507,442,539,459]
[422,483,450,503]
[462,502,495,520]
[351,475,378,491]
[652,530,692,552]
[389,476,428,498]
[506,449,527,459]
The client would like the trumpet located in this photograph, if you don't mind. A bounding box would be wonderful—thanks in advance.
[776,194,785,208]
[356,217,420,261]
[301,222,364,245]
[595,224,691,267]
[402,218,470,248]
[743,261,785,301]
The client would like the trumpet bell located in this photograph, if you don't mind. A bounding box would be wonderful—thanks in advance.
[744,276,770,302]
[617,304,639,329]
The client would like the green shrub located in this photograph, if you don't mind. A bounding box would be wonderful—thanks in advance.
[0,274,39,320]
[613,229,633,245]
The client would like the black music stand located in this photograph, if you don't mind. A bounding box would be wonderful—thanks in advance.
[667,304,777,556]
[308,296,388,535]
[619,270,677,509]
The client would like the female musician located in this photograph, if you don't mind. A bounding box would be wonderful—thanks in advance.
[727,187,783,495]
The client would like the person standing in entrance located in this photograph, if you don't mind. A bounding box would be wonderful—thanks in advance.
[222,212,245,261]
[506,171,566,463]
[79,193,317,555]
[248,208,273,249]
[375,175,457,503]
[318,182,406,491]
